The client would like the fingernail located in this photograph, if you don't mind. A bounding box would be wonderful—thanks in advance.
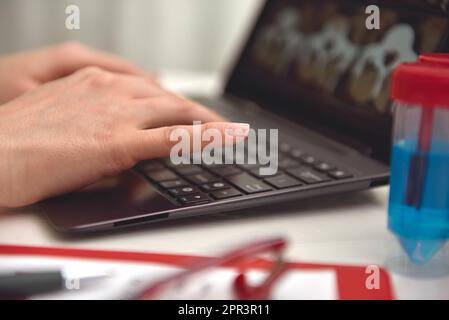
[225,123,250,138]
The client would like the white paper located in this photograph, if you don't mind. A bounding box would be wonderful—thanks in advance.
[0,256,337,300]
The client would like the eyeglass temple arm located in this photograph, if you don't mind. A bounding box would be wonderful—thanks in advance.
[233,255,285,300]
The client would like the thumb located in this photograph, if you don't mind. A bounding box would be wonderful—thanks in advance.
[131,122,250,161]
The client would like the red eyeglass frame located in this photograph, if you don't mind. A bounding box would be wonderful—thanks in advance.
[133,237,287,300]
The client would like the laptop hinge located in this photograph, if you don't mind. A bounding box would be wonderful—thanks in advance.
[223,94,374,157]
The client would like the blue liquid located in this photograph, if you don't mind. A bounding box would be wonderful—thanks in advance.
[389,140,449,264]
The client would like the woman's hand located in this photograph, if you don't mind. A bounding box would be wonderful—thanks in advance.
[0,42,155,105]
[0,67,248,208]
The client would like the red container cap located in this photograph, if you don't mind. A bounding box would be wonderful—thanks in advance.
[391,60,449,108]
[419,53,449,67]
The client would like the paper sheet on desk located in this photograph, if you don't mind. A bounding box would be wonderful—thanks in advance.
[0,256,337,300]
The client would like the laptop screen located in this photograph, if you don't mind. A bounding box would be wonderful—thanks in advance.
[225,0,449,162]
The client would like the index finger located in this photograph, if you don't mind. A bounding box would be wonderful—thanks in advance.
[129,122,250,161]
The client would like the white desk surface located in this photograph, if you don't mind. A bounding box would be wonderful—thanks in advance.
[0,71,448,300]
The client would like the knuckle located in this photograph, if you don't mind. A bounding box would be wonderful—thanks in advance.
[78,66,102,77]
[201,122,217,133]
[13,80,36,95]
[54,41,85,57]
[163,126,179,150]
[78,67,113,88]
[174,97,195,113]
[94,125,135,171]
[110,146,135,171]
[166,93,186,104]
[202,122,212,131]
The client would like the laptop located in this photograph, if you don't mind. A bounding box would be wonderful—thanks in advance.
[42,0,449,233]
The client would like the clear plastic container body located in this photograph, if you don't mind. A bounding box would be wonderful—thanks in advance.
[389,103,449,263]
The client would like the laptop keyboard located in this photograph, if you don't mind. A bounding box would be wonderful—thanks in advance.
[135,143,354,206]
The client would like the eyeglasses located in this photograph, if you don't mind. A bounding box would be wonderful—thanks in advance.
[133,237,287,300]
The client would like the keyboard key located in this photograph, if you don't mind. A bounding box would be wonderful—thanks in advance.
[238,163,260,170]
[249,168,279,178]
[314,162,336,172]
[186,173,220,185]
[202,163,226,169]
[161,158,177,167]
[175,165,204,176]
[178,194,210,205]
[209,166,242,177]
[227,173,272,194]
[278,157,300,169]
[146,169,178,182]
[138,161,164,172]
[159,179,190,189]
[300,155,317,165]
[168,186,198,197]
[290,149,304,159]
[211,188,243,200]
[200,182,230,192]
[287,167,331,185]
[280,143,291,153]
[328,169,353,180]
[265,175,302,189]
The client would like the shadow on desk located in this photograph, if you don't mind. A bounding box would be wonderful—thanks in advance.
[31,188,385,241]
